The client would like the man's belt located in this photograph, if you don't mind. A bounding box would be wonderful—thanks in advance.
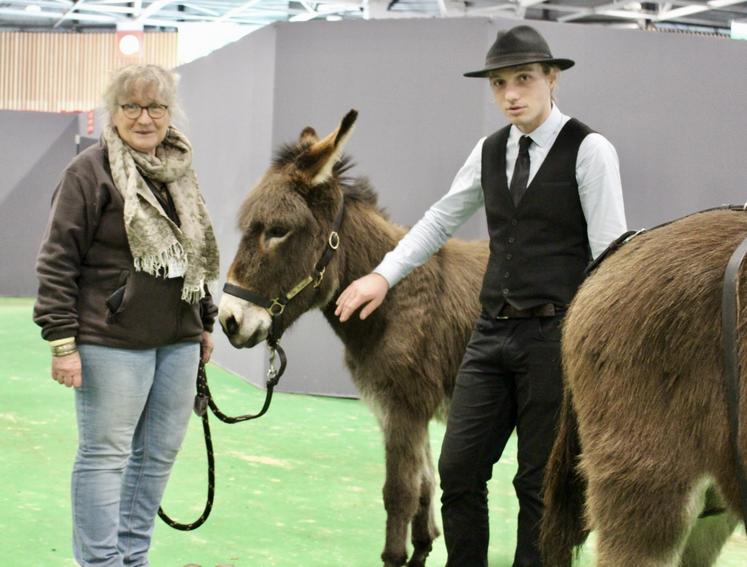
[496,303,560,319]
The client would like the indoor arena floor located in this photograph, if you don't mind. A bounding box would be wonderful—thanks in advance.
[2,297,745,566]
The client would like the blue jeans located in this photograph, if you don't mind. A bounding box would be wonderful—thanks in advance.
[73,342,199,567]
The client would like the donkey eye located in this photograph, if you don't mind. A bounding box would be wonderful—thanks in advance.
[265,226,289,240]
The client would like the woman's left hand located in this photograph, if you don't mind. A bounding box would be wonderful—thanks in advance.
[200,331,214,363]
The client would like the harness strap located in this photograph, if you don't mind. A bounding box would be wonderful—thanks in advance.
[313,203,344,276]
[587,205,747,277]
[222,283,274,309]
[585,230,640,276]
[721,235,747,527]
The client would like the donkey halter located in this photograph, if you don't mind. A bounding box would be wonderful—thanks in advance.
[222,201,344,345]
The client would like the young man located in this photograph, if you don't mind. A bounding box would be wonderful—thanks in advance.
[335,25,627,567]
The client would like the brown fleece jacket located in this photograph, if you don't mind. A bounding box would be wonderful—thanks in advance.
[33,142,218,348]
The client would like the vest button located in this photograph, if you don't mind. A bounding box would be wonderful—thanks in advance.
[506,253,512,260]
[503,272,510,279]
[502,288,509,295]
[511,219,518,226]
[508,237,515,244]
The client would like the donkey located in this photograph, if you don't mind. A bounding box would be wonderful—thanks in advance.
[541,208,744,567]
[217,110,489,566]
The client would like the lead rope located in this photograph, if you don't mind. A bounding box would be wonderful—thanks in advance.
[161,202,342,530]
[157,342,287,530]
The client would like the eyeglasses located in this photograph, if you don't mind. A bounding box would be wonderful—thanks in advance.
[119,103,169,120]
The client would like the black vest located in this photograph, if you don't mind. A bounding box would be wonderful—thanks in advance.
[479,118,592,317]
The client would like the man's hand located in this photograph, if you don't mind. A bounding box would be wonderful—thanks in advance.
[52,352,82,388]
[335,273,390,322]
[200,331,214,363]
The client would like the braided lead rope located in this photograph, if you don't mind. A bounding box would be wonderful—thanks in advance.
[157,345,287,530]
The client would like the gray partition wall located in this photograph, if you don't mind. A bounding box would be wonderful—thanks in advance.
[0,111,79,296]
[176,17,747,397]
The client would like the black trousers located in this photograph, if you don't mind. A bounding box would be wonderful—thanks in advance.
[438,310,564,567]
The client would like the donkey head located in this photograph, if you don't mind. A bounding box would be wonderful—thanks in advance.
[219,110,357,348]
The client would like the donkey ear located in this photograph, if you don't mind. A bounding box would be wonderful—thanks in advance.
[299,127,318,145]
[295,109,358,186]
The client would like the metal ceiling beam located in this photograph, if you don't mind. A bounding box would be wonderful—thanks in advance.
[659,0,746,20]
[2,0,745,31]
[0,7,115,21]
[215,0,265,22]
[556,0,746,24]
[53,0,89,28]
[134,0,176,22]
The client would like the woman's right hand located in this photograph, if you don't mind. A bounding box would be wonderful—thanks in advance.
[52,352,82,388]
[335,273,390,322]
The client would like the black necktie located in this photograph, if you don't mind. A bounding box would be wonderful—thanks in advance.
[509,136,532,206]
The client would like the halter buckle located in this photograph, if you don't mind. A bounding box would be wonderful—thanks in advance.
[268,299,285,316]
[314,267,326,288]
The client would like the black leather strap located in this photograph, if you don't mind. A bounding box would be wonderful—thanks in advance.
[222,283,274,310]
[587,205,747,276]
[585,230,640,276]
[721,235,747,527]
[313,202,344,275]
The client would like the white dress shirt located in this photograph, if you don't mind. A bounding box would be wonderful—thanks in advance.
[374,105,627,288]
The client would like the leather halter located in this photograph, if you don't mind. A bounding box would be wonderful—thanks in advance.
[222,201,344,346]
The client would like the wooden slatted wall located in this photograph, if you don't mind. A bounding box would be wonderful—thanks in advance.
[0,32,178,112]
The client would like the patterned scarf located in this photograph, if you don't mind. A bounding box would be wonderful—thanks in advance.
[103,125,219,303]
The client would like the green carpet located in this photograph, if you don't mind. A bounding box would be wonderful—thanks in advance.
[1,297,744,566]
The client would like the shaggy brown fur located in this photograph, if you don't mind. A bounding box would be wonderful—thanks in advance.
[222,111,488,566]
[541,209,744,566]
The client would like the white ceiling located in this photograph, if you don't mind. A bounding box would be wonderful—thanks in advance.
[1,0,746,34]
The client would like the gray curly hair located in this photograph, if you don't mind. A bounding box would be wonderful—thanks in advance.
[102,64,185,125]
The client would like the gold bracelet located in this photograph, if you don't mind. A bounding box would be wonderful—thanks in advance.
[51,343,78,357]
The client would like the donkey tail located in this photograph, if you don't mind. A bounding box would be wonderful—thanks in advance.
[540,387,589,567]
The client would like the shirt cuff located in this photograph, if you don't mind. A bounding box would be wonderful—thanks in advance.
[373,264,402,289]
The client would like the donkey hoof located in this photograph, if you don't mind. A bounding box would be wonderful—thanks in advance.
[406,550,430,567]
[382,551,408,567]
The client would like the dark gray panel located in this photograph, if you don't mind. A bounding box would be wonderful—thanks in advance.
[529,20,747,228]
[0,111,79,296]
[176,25,279,388]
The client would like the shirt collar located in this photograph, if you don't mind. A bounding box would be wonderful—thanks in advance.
[509,104,562,149]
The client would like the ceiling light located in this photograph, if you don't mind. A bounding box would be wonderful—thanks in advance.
[732,19,747,40]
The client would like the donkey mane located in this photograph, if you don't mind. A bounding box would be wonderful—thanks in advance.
[272,143,383,212]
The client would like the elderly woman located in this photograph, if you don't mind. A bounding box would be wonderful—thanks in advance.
[33,64,219,565]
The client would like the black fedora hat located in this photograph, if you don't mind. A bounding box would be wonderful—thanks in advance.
[464,25,574,78]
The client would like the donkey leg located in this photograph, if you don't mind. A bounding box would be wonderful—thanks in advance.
[588,475,700,567]
[380,415,429,567]
[679,485,738,567]
[407,438,440,567]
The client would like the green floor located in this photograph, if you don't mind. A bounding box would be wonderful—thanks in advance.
[1,297,745,566]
